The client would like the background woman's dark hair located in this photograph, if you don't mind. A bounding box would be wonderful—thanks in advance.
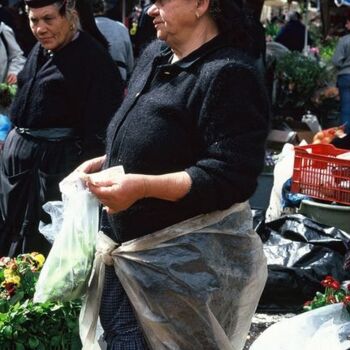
[92,0,105,15]
[209,0,256,56]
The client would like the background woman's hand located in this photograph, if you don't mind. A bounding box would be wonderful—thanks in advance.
[85,169,145,214]
[6,74,17,85]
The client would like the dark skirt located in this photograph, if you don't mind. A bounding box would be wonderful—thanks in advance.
[100,266,149,350]
[0,129,81,257]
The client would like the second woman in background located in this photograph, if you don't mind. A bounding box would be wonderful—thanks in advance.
[0,0,124,257]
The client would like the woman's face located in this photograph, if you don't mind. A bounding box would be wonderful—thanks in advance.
[148,0,198,46]
[28,5,75,51]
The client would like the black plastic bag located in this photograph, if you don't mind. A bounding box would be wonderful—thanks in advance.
[257,214,350,312]
[252,209,266,230]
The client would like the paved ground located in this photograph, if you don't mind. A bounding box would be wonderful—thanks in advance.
[244,313,296,349]
[97,312,297,349]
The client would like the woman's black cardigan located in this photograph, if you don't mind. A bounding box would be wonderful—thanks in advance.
[104,34,270,242]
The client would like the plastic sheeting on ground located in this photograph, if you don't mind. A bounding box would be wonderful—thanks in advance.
[257,214,350,312]
[251,303,350,350]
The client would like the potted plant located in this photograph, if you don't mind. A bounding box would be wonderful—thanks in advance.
[274,51,329,119]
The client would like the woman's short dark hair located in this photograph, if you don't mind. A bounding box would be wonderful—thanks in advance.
[209,0,243,32]
[209,0,254,53]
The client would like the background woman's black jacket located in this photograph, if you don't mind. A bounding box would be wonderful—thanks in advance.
[11,31,124,158]
[0,31,124,256]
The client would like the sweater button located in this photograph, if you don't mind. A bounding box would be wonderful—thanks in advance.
[135,92,140,97]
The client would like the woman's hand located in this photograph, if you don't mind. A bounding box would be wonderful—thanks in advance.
[86,170,145,214]
[85,169,192,214]
[75,155,106,176]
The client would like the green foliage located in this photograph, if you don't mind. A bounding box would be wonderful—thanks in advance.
[0,83,17,108]
[265,22,280,39]
[319,37,338,64]
[275,51,328,113]
[308,22,323,49]
[0,254,82,349]
[0,300,81,349]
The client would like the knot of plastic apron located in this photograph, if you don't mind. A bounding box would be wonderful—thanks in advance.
[95,231,119,266]
[100,251,114,266]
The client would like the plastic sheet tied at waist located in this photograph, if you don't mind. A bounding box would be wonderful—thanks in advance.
[80,201,267,350]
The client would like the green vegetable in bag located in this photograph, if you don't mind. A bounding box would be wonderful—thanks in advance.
[34,177,99,303]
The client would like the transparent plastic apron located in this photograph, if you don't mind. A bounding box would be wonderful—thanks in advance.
[80,201,267,350]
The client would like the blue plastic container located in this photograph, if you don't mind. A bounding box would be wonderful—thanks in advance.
[0,114,11,141]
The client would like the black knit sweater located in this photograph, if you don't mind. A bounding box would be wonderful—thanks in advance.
[104,34,270,242]
[10,31,124,157]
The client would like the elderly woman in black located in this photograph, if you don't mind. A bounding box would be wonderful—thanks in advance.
[78,0,270,349]
[0,0,124,257]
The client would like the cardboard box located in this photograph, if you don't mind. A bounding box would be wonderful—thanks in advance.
[283,119,311,131]
[296,130,316,144]
[281,119,318,144]
[267,129,298,149]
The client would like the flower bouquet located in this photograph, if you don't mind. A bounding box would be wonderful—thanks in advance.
[303,275,350,312]
[0,253,82,349]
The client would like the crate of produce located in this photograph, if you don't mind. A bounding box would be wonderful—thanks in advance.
[291,144,350,205]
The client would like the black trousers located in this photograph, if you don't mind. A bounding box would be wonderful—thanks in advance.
[0,129,81,257]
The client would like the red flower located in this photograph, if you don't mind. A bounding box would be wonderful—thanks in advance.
[3,282,16,296]
[321,276,340,289]
[330,280,341,290]
[304,300,312,306]
[321,280,332,288]
[347,284,350,292]
[343,295,350,305]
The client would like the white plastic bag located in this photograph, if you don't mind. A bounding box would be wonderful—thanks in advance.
[34,174,99,303]
[265,143,295,222]
[39,201,64,244]
[301,111,322,133]
[250,303,350,350]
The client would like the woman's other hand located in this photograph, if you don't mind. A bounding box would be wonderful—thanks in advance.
[75,155,106,175]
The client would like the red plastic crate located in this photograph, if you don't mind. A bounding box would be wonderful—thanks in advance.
[291,144,350,205]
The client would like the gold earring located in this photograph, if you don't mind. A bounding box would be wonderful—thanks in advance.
[195,11,200,19]
[70,24,74,31]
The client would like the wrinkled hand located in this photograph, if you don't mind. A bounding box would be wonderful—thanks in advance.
[85,168,145,214]
[6,73,17,85]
